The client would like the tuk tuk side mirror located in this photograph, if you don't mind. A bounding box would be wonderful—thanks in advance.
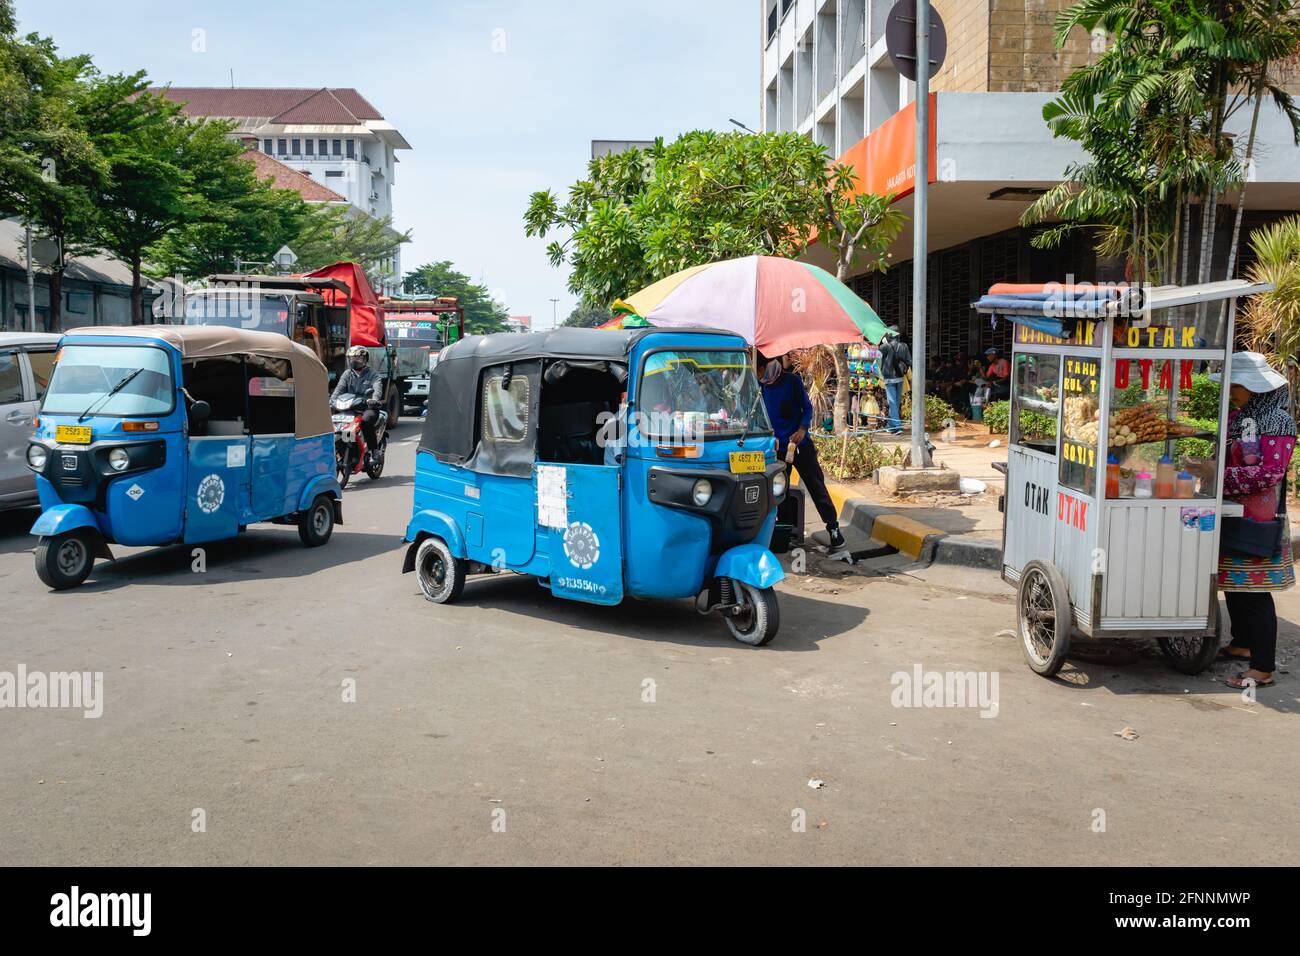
[190,400,211,422]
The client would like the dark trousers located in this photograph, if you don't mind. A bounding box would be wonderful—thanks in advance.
[360,408,381,450]
[779,438,838,530]
[1224,591,1277,673]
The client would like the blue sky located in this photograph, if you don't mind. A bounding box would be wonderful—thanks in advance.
[15,0,759,327]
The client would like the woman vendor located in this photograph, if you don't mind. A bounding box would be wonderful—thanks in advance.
[1216,352,1295,690]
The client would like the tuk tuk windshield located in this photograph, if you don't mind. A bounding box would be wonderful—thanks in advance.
[638,350,770,440]
[183,291,292,337]
[41,345,175,417]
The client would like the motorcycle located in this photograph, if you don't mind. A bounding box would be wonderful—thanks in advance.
[331,395,388,489]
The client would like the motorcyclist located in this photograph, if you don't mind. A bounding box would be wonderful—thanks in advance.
[331,346,385,455]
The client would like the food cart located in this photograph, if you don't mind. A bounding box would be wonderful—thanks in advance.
[974,279,1273,677]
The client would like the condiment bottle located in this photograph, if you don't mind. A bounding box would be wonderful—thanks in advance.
[1155,454,1176,498]
[1176,470,1195,498]
[1134,472,1154,499]
[1106,453,1120,498]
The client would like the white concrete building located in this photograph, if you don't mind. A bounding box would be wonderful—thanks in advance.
[759,0,1300,362]
[157,87,411,294]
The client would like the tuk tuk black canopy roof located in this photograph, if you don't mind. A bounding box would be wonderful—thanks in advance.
[418,326,742,472]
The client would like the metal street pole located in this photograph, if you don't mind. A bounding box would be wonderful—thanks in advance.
[910,3,931,468]
[550,297,559,330]
[25,222,37,333]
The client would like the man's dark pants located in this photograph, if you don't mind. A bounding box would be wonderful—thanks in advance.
[360,408,382,451]
[780,437,839,530]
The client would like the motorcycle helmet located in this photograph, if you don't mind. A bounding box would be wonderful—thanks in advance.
[346,345,369,370]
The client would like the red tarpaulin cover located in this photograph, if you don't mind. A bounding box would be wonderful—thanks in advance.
[298,261,386,347]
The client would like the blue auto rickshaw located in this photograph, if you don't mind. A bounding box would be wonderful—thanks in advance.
[401,327,787,645]
[26,326,342,589]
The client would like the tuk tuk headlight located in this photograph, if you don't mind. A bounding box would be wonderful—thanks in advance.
[692,478,713,507]
[108,447,130,472]
[26,444,47,471]
[771,469,787,498]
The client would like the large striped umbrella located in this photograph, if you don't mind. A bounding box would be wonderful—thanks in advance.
[617,255,886,354]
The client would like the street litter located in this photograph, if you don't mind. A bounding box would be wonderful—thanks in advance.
[1114,727,1140,740]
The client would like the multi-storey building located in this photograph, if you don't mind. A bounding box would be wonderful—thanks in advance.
[155,87,411,294]
[760,0,1300,362]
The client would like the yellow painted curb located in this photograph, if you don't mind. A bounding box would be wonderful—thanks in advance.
[871,513,942,559]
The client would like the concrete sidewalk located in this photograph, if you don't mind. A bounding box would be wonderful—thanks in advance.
[800,423,1008,567]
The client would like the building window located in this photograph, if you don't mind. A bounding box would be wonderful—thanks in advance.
[346,139,355,158]
[318,138,328,156]
[325,170,343,178]
[263,138,273,154]
[291,138,301,155]
[277,139,287,155]
[332,139,341,155]
[305,139,314,156]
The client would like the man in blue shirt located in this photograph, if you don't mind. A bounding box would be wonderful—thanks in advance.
[757,352,845,552]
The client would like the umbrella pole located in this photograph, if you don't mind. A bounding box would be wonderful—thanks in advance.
[910,3,933,468]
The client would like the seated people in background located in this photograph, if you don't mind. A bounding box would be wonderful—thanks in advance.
[984,347,1011,402]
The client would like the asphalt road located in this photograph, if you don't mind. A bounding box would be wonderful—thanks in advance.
[0,418,1296,865]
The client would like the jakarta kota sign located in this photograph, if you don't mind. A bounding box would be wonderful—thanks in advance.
[885,0,947,82]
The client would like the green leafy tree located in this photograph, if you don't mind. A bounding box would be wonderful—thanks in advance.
[562,303,612,328]
[90,83,207,322]
[1023,0,1300,284]
[290,205,410,289]
[148,164,311,279]
[403,260,509,333]
[525,130,904,430]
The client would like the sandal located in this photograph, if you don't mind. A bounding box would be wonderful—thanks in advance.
[1226,671,1276,689]
[1216,648,1252,662]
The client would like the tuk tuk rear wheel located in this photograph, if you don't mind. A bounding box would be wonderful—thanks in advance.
[35,529,96,590]
[724,582,780,646]
[416,536,465,604]
[1017,559,1072,677]
[297,495,335,547]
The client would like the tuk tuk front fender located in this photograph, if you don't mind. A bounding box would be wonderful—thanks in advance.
[714,543,785,590]
[403,509,466,572]
[29,504,113,558]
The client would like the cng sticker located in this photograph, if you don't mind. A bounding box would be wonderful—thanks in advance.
[562,521,600,569]
[196,474,225,514]
[125,484,145,502]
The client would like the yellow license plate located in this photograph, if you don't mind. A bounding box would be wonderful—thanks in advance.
[55,425,92,445]
[729,451,765,474]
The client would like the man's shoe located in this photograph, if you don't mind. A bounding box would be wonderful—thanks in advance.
[827,527,846,551]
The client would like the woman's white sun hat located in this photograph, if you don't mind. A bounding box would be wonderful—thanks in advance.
[1213,352,1288,393]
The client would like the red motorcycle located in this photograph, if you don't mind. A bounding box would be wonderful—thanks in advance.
[331,395,388,489]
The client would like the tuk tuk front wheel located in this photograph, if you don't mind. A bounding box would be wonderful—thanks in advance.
[297,495,335,547]
[723,582,780,646]
[35,529,97,590]
[416,536,465,604]
[1016,559,1072,677]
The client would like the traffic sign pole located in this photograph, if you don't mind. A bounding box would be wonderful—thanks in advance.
[910,3,930,468]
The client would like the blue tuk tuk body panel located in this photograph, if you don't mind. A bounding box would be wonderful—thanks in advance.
[28,329,338,559]
[406,327,786,608]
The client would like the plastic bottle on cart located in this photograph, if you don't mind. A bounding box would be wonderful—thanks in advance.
[1176,470,1196,498]
[1105,454,1120,498]
[1134,472,1155,499]
[1155,454,1176,498]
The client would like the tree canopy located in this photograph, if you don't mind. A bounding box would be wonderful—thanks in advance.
[403,260,510,334]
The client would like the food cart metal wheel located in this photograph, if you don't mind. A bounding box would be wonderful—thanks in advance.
[1157,620,1222,675]
[1016,559,1072,677]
